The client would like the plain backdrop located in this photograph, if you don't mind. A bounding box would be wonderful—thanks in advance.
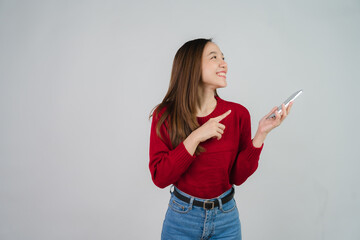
[1,0,359,239]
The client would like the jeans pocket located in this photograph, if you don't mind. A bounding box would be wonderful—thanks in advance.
[220,198,236,213]
[168,195,192,214]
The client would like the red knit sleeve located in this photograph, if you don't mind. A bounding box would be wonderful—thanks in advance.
[230,107,263,186]
[149,108,196,189]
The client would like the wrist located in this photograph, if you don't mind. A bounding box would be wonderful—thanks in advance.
[252,130,267,148]
[189,131,201,145]
[256,128,268,138]
[183,131,201,156]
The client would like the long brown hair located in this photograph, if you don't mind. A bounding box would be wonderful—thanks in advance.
[149,38,219,155]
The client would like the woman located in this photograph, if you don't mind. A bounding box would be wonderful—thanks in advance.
[149,38,293,240]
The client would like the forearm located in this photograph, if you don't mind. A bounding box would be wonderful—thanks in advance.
[149,142,196,188]
[230,141,263,185]
[183,131,200,156]
[252,129,268,148]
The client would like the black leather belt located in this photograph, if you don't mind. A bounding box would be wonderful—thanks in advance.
[173,187,235,210]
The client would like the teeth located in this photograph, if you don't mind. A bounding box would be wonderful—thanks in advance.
[217,72,226,76]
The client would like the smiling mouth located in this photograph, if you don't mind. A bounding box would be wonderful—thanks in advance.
[217,72,226,78]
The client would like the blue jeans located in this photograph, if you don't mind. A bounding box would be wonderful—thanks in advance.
[161,186,241,240]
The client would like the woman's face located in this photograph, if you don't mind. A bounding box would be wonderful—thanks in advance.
[201,42,228,90]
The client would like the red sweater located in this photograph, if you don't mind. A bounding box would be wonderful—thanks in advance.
[149,96,263,199]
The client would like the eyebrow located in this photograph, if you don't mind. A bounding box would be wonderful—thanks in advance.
[208,51,224,56]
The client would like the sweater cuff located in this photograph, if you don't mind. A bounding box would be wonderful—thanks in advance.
[180,141,197,158]
[247,140,264,158]
[251,141,264,150]
[171,142,197,167]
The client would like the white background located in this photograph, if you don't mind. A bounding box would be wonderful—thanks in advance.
[1,0,359,239]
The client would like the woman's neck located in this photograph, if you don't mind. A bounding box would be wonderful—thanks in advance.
[196,88,217,117]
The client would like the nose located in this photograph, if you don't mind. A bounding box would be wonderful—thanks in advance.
[220,59,227,69]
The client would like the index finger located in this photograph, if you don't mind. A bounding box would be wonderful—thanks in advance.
[213,110,232,122]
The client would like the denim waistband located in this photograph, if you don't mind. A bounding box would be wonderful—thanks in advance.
[172,185,234,201]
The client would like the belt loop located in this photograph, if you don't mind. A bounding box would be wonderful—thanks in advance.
[217,196,223,210]
[189,197,194,209]
[169,185,174,194]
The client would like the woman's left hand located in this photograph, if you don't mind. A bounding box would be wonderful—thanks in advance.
[259,101,294,134]
[252,101,294,148]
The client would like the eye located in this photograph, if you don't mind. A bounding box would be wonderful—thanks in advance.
[211,55,225,60]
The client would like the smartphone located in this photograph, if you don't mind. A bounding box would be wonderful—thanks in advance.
[267,90,303,119]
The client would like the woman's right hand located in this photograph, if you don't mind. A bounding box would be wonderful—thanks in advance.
[183,110,231,156]
[192,110,232,143]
